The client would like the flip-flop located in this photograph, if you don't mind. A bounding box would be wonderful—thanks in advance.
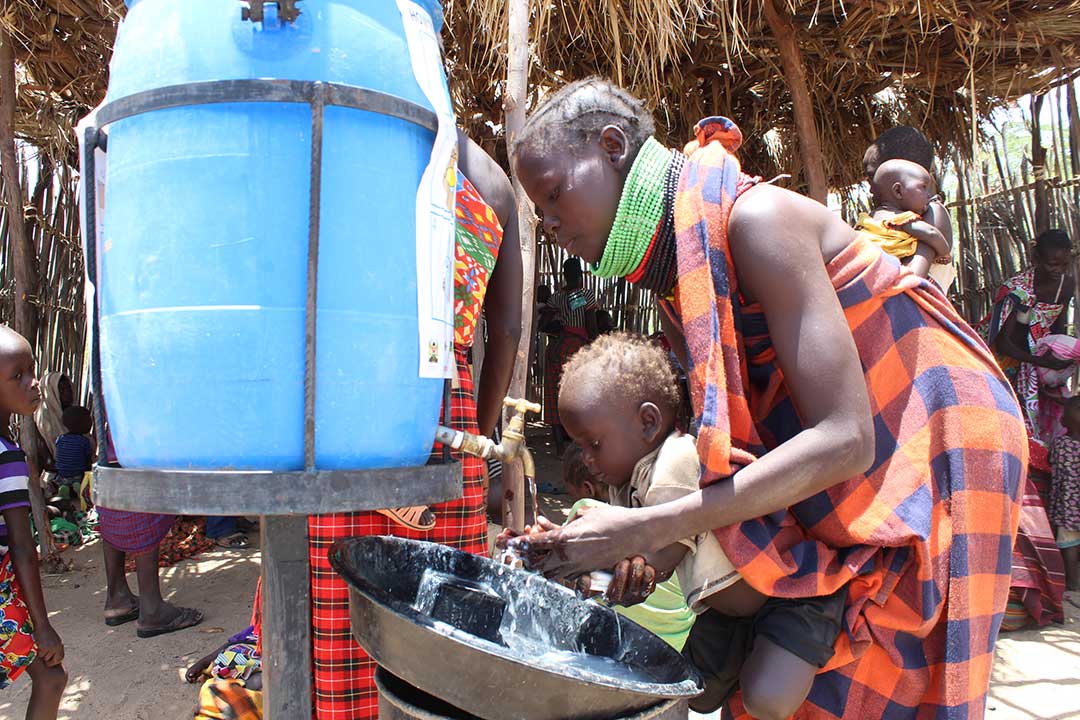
[212,532,251,549]
[137,606,204,639]
[105,605,140,627]
[377,506,436,531]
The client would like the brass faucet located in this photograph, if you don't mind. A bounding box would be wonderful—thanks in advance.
[435,397,541,529]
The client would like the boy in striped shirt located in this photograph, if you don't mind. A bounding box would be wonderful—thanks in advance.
[0,325,67,717]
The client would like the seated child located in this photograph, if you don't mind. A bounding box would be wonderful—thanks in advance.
[562,443,695,651]
[0,325,67,717]
[857,158,950,280]
[557,332,846,719]
[54,406,95,490]
[1050,396,1080,592]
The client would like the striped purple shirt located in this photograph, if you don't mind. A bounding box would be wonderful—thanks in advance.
[0,437,31,552]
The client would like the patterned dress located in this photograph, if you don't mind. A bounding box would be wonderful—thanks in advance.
[0,438,39,688]
[307,174,501,719]
[1049,435,1080,540]
[986,269,1067,629]
[542,287,597,426]
[667,117,1025,719]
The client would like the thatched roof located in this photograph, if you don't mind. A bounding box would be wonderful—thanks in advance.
[8,0,1080,189]
[447,0,1080,188]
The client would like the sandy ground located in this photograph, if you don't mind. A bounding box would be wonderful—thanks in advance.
[0,539,260,720]
[0,429,1076,720]
[0,538,1078,719]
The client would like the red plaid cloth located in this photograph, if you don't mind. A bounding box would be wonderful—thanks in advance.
[670,118,1026,719]
[308,346,487,719]
[97,507,175,556]
[1006,472,1065,629]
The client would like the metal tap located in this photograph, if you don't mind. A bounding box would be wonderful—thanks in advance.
[435,397,541,529]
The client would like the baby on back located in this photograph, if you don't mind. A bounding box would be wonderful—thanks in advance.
[857,158,950,280]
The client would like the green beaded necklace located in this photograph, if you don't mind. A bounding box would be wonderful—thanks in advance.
[592,137,671,278]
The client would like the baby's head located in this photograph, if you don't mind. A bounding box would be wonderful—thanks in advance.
[558,332,680,488]
[0,325,40,425]
[62,406,93,436]
[562,442,605,503]
[871,159,934,214]
[1063,396,1080,435]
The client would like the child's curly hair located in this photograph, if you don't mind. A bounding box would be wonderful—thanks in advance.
[559,332,680,414]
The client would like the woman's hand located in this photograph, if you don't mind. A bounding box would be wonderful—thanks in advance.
[507,504,653,579]
[1037,352,1073,371]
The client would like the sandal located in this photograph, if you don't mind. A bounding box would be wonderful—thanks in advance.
[212,532,251,549]
[105,604,140,627]
[377,506,436,531]
[137,606,204,639]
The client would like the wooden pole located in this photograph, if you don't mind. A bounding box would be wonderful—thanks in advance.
[0,31,53,566]
[761,0,827,204]
[502,0,535,532]
[1032,93,1051,236]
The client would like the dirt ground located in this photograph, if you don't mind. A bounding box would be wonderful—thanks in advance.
[0,432,1076,719]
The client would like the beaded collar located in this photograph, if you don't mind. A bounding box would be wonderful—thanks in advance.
[592,137,671,278]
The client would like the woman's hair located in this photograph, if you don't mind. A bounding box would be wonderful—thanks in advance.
[560,332,680,415]
[864,126,935,174]
[1035,228,1071,254]
[515,78,656,159]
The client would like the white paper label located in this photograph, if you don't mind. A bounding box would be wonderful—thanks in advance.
[398,0,456,379]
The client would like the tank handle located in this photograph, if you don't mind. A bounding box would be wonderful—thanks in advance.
[241,0,301,24]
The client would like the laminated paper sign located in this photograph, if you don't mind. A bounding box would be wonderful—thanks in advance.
[398,0,457,379]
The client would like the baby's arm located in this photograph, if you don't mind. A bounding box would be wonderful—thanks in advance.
[905,242,935,278]
[898,218,949,258]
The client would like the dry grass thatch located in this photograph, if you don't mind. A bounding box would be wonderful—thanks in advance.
[446,0,1080,190]
[8,1,1080,189]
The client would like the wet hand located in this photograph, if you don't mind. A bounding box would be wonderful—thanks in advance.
[606,556,657,606]
[34,623,64,666]
[507,504,651,579]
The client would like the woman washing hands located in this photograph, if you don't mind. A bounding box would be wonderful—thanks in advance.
[505,78,1025,720]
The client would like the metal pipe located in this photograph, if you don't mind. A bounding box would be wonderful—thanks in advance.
[436,397,541,528]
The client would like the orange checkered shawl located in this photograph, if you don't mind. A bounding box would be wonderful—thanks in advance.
[670,117,1027,718]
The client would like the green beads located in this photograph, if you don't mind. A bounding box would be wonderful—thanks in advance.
[593,136,670,278]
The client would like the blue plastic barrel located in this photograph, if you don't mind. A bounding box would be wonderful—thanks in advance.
[98,0,449,470]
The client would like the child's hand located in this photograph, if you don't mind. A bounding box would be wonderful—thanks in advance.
[34,623,64,667]
[604,556,657,606]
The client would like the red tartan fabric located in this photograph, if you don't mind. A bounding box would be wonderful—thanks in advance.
[308,346,487,719]
[1007,473,1065,628]
[97,507,175,556]
[671,118,1026,719]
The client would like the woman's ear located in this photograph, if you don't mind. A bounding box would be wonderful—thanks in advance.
[638,402,664,444]
[598,125,629,169]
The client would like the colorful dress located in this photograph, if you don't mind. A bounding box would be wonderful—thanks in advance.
[307,173,501,719]
[0,438,38,688]
[986,268,1067,629]
[666,117,1025,719]
[1049,435,1080,547]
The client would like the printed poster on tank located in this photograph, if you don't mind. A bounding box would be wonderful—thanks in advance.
[398,0,456,379]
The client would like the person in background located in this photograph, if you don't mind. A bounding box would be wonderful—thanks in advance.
[53,406,94,492]
[304,128,522,719]
[1050,396,1080,593]
[543,258,598,456]
[987,227,1075,630]
[856,158,950,278]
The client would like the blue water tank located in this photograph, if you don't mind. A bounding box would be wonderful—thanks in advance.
[98,0,449,470]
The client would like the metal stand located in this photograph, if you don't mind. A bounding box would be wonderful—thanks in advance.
[82,79,460,720]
